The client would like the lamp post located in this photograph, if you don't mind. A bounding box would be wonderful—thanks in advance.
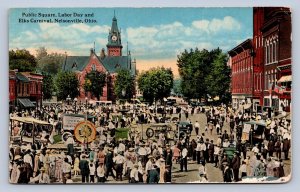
[74,97,78,114]
[66,95,71,105]
[85,97,88,108]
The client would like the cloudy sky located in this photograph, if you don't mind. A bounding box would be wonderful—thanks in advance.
[9,8,253,77]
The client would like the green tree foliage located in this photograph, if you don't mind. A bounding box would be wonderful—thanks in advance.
[114,69,135,100]
[84,70,106,100]
[36,47,64,75]
[55,71,79,101]
[138,67,174,103]
[172,78,182,96]
[42,72,55,100]
[9,49,37,72]
[177,48,230,103]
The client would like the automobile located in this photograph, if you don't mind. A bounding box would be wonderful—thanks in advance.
[176,121,193,139]
[166,98,177,106]
[223,143,236,161]
[189,101,206,107]
[146,123,175,141]
[242,121,266,146]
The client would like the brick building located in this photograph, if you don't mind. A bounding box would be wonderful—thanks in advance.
[228,39,254,111]
[9,70,43,110]
[252,7,265,112]
[228,7,291,113]
[62,15,136,102]
[261,7,292,112]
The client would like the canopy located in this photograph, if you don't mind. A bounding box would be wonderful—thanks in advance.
[10,116,50,125]
[18,98,35,108]
[244,103,252,110]
[278,75,292,83]
[244,120,266,127]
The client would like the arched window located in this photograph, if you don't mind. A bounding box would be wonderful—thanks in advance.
[92,64,96,71]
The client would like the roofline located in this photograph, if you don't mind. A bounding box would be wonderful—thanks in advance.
[228,38,253,56]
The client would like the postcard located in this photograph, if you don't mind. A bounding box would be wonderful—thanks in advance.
[8,7,291,184]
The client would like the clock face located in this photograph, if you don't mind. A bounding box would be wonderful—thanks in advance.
[112,35,117,41]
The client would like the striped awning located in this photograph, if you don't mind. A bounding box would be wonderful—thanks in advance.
[18,98,35,108]
[278,75,292,83]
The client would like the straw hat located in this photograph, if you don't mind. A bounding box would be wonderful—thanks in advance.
[14,155,22,160]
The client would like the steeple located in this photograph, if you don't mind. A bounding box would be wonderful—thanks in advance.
[107,12,123,56]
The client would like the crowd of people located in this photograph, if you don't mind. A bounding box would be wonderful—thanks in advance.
[9,101,291,184]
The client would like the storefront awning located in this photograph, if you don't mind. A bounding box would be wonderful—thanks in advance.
[278,75,292,83]
[18,98,35,108]
[244,103,252,110]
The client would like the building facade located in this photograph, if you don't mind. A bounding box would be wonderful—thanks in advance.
[63,15,136,102]
[261,7,292,112]
[252,7,265,112]
[9,70,43,110]
[228,7,291,114]
[228,39,254,111]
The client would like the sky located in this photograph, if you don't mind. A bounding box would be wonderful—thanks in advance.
[9,8,253,77]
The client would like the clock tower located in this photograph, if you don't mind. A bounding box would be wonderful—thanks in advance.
[107,13,123,56]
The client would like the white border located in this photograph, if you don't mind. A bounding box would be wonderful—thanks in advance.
[1,1,299,192]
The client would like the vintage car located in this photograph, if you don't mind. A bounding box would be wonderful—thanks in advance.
[242,120,266,146]
[146,123,175,140]
[176,121,193,139]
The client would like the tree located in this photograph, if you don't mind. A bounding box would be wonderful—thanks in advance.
[55,71,79,101]
[9,49,37,72]
[137,67,173,103]
[36,47,64,75]
[172,78,182,96]
[205,52,231,102]
[177,47,231,103]
[42,72,55,100]
[84,70,106,100]
[114,69,135,100]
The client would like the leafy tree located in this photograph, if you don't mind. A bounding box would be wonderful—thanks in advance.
[177,47,231,103]
[172,78,182,96]
[114,69,135,100]
[138,67,173,103]
[9,49,37,72]
[42,72,55,100]
[205,52,231,101]
[55,71,79,101]
[36,47,64,75]
[84,70,106,100]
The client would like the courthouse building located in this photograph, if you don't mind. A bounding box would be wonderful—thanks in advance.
[62,14,136,102]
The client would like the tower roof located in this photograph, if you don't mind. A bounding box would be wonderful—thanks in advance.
[107,13,122,47]
[111,13,119,33]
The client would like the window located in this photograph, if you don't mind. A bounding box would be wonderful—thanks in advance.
[273,41,276,62]
[92,64,96,71]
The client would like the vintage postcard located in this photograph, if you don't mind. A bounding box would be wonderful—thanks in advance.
[8,7,291,184]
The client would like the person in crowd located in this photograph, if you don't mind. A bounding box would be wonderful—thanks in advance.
[96,162,106,183]
[180,145,188,172]
[79,155,90,183]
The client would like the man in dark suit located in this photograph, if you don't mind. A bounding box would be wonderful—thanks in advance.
[231,152,240,181]
[105,148,115,180]
[148,165,159,183]
[79,155,90,183]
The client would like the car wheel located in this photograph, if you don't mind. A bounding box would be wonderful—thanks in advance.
[146,128,154,138]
